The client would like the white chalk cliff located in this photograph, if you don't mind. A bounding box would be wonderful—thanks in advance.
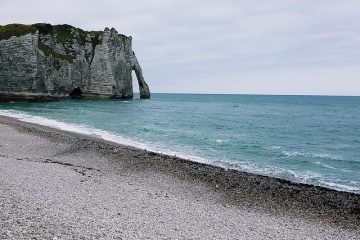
[0,24,150,101]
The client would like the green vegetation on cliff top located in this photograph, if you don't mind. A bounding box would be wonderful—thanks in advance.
[0,24,37,40]
[0,23,104,42]
[0,23,105,63]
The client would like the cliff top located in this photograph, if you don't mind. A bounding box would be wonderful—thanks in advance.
[0,23,128,43]
[0,23,132,64]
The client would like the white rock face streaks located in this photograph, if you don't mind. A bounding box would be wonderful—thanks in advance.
[0,24,150,101]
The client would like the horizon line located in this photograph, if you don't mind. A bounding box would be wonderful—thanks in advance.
[133,92,360,97]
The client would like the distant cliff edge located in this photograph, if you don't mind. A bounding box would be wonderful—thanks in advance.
[0,23,150,102]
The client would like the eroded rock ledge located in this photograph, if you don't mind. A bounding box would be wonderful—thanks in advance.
[0,23,150,102]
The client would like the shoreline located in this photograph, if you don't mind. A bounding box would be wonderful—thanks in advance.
[1,115,360,238]
[1,110,358,194]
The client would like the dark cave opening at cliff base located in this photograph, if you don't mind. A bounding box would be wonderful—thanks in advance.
[69,87,82,99]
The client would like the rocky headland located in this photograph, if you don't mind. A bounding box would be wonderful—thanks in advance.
[0,23,150,101]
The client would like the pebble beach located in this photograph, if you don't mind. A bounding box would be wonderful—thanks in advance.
[0,115,359,239]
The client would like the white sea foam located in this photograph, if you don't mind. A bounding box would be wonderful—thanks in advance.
[218,160,355,193]
[215,139,230,144]
[282,151,305,157]
[312,153,343,160]
[270,145,281,149]
[282,150,343,161]
[314,162,351,172]
[0,110,210,166]
[318,180,360,193]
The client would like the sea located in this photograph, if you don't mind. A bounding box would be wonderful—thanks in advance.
[0,93,359,193]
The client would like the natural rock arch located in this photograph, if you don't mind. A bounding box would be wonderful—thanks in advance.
[131,51,150,99]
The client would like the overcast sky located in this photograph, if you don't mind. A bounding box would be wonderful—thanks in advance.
[1,0,360,95]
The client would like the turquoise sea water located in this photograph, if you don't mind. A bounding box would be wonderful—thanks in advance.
[0,94,359,193]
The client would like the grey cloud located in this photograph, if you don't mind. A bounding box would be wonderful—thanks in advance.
[1,0,359,95]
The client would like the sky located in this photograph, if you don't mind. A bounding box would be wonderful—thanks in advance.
[1,0,360,95]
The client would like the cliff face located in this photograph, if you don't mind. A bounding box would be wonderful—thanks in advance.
[0,24,150,101]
